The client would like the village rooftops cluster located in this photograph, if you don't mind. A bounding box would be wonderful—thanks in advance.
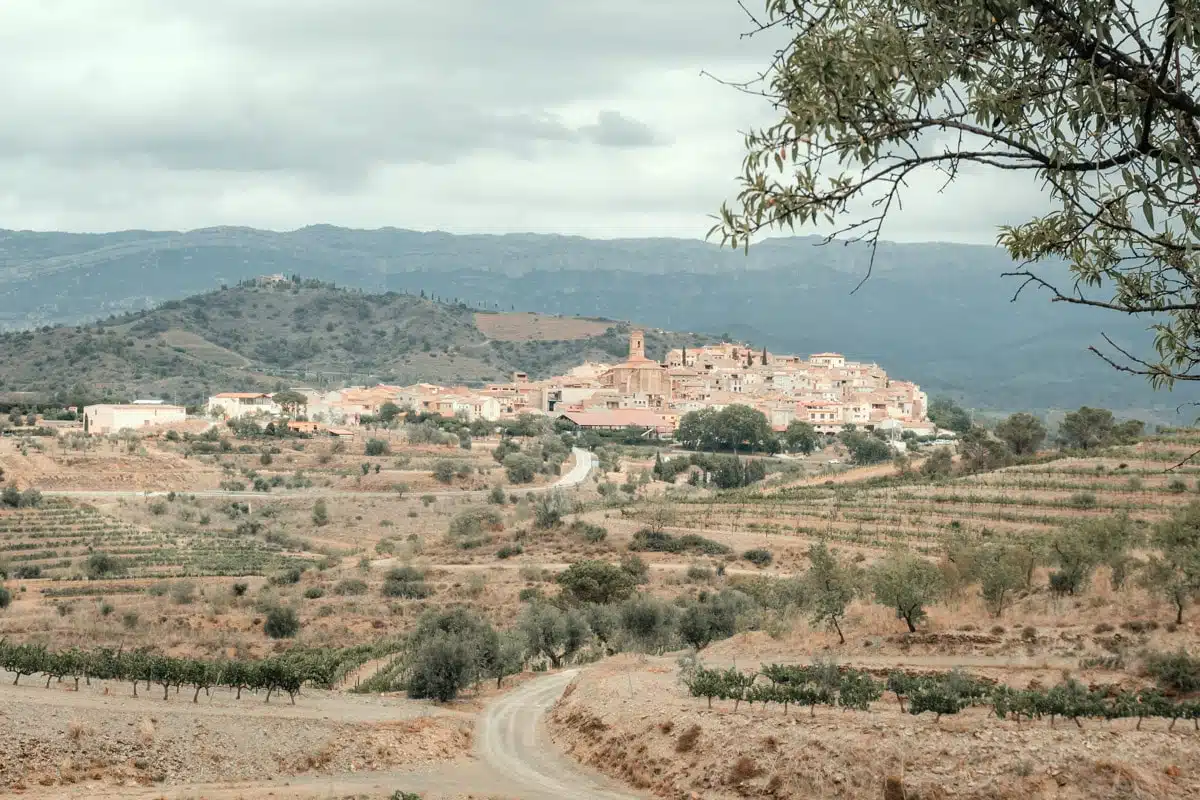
[78,331,929,437]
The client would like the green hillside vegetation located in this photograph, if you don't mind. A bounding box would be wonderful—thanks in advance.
[0,278,713,403]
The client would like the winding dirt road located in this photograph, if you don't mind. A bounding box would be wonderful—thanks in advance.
[3,667,640,800]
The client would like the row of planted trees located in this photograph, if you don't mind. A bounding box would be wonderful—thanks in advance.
[0,639,368,704]
[683,663,1200,729]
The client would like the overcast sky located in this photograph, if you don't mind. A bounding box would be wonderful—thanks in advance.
[0,1,1045,243]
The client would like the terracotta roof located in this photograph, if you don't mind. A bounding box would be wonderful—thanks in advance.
[214,392,272,399]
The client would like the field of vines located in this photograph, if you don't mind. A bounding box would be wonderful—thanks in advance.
[0,500,315,581]
[0,638,386,704]
[658,442,1200,554]
[683,663,1200,730]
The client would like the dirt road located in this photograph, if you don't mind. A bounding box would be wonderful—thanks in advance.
[4,666,640,800]
[477,669,643,800]
[41,447,596,500]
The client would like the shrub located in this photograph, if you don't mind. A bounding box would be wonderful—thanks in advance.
[231,581,249,597]
[303,586,325,599]
[448,508,504,540]
[121,611,139,629]
[503,453,540,484]
[1169,478,1189,493]
[312,499,330,526]
[1144,649,1200,693]
[148,501,168,516]
[686,563,713,582]
[629,529,731,556]
[365,438,390,456]
[334,578,368,596]
[1068,492,1097,509]
[13,565,41,579]
[743,548,773,567]
[0,585,10,609]
[85,552,126,579]
[382,567,432,598]
[432,460,457,484]
[556,560,637,604]
[269,566,304,586]
[488,485,507,505]
[264,606,300,638]
[497,544,524,559]
[568,520,608,543]
[169,581,196,605]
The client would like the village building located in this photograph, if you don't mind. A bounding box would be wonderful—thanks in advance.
[207,392,279,420]
[83,402,187,435]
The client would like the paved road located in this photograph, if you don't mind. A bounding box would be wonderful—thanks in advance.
[42,447,596,500]
[8,668,639,800]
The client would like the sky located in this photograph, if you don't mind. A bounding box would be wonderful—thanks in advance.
[0,1,1047,243]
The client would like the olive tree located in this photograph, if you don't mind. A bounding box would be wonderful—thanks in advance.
[714,1,1200,389]
[806,540,855,643]
[872,552,943,633]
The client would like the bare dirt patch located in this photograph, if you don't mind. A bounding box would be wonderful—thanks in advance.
[475,312,613,342]
[549,657,1200,800]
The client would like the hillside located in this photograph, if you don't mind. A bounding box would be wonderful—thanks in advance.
[0,225,1195,415]
[0,280,714,403]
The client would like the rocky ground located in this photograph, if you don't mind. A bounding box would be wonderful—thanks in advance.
[548,655,1198,800]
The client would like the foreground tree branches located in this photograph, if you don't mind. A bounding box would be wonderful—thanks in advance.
[714,0,1200,385]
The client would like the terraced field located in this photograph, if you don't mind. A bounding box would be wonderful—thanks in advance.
[650,438,1200,558]
[0,500,315,584]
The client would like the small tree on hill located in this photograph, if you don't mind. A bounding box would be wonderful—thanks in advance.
[872,553,943,633]
[784,420,819,455]
[1142,502,1200,624]
[994,413,1047,456]
[806,540,855,643]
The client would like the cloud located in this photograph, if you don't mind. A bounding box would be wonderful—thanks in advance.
[0,1,1045,245]
[578,111,662,147]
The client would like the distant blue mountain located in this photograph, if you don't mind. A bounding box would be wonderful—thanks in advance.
[0,226,1189,418]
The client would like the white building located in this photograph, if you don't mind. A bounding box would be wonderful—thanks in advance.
[83,403,187,435]
[207,392,279,420]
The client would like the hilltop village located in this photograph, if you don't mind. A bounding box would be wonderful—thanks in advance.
[82,330,932,437]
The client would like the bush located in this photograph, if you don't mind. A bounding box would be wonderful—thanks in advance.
[629,529,731,556]
[568,520,608,543]
[365,438,390,457]
[1144,649,1200,692]
[269,566,304,586]
[503,453,540,484]
[557,560,637,605]
[497,544,524,559]
[264,606,300,638]
[448,508,504,540]
[743,548,773,568]
[0,585,10,609]
[1169,478,1189,493]
[13,565,41,579]
[686,563,713,582]
[303,586,325,599]
[148,501,168,516]
[432,460,457,484]
[231,581,249,597]
[169,581,196,605]
[334,578,368,596]
[1068,492,1097,509]
[382,567,432,598]
[488,485,507,505]
[312,499,330,527]
[85,552,126,579]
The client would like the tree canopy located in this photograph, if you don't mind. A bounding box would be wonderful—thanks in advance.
[713,0,1200,388]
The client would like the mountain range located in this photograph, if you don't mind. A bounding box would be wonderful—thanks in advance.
[0,225,1190,419]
